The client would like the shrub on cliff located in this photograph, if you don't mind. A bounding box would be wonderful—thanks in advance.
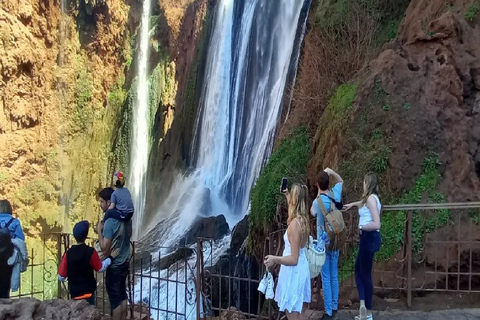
[247,128,310,257]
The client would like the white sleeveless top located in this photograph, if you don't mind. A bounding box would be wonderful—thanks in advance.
[358,194,381,228]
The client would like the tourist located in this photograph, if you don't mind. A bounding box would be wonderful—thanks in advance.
[343,172,382,320]
[102,171,134,223]
[0,199,26,298]
[264,183,311,320]
[311,168,344,320]
[0,199,25,241]
[58,220,119,305]
[97,187,132,320]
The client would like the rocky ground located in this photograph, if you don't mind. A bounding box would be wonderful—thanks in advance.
[0,298,109,320]
[306,309,480,320]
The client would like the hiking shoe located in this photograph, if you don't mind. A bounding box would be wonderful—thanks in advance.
[257,273,267,294]
[265,272,275,299]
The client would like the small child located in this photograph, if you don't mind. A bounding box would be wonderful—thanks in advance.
[102,171,135,223]
[58,220,119,305]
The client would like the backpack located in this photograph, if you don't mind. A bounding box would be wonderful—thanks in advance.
[0,218,14,254]
[317,192,346,251]
[0,218,14,239]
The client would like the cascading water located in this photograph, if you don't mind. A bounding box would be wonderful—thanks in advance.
[134,0,311,319]
[130,0,152,240]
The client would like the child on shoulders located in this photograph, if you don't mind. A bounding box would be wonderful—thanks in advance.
[102,171,134,223]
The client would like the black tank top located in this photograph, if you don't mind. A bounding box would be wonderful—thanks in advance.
[66,243,96,298]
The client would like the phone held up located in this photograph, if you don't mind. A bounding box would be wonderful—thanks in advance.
[280,177,288,193]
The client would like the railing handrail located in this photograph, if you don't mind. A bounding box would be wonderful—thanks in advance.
[382,202,480,211]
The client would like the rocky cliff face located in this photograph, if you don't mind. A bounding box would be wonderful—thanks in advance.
[280,0,480,202]
[0,0,214,265]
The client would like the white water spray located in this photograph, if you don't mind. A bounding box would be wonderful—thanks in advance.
[134,0,311,318]
[130,0,152,240]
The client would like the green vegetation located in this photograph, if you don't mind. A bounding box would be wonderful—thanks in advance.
[315,0,411,46]
[248,128,310,254]
[377,153,448,260]
[465,3,480,22]
[314,83,358,167]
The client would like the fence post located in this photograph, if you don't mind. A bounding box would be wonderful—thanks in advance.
[196,239,202,320]
[268,236,273,320]
[57,233,62,298]
[406,210,413,308]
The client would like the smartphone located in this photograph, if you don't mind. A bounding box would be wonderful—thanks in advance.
[281,177,288,193]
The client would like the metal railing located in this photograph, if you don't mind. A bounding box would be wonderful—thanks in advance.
[10,202,480,320]
[266,202,480,310]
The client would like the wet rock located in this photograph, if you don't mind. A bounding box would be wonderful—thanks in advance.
[0,298,110,320]
[158,247,194,270]
[230,215,248,254]
[206,217,260,315]
[179,215,229,247]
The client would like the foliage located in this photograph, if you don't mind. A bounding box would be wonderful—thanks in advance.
[313,83,358,167]
[315,0,410,46]
[465,3,480,22]
[248,128,310,254]
[377,153,449,261]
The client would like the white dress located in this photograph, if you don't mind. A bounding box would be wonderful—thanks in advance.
[274,230,312,313]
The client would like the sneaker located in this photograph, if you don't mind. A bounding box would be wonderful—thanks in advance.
[320,313,334,320]
[354,315,372,320]
[265,272,275,300]
[354,306,371,320]
[257,273,267,294]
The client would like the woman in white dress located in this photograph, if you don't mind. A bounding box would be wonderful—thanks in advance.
[344,172,382,320]
[264,183,312,320]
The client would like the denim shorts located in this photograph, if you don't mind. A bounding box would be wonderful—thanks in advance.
[105,262,129,310]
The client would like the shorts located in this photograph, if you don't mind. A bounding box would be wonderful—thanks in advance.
[105,262,129,310]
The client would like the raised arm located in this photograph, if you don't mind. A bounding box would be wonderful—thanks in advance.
[325,167,343,184]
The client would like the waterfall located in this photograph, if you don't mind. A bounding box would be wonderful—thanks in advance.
[130,0,152,240]
[192,0,307,224]
[142,0,310,244]
[135,0,311,318]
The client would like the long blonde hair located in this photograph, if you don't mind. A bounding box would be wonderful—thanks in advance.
[287,183,310,242]
[361,172,379,206]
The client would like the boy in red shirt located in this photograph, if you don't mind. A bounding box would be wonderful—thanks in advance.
[58,220,118,305]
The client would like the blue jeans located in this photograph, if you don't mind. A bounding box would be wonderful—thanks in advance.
[355,231,382,310]
[321,250,340,316]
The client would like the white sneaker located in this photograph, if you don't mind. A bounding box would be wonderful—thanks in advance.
[357,305,368,320]
[257,273,267,294]
[265,272,275,300]
[354,314,372,320]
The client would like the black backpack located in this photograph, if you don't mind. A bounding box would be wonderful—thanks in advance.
[0,218,14,237]
[0,218,14,256]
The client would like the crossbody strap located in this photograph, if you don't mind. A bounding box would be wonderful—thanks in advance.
[3,217,14,229]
